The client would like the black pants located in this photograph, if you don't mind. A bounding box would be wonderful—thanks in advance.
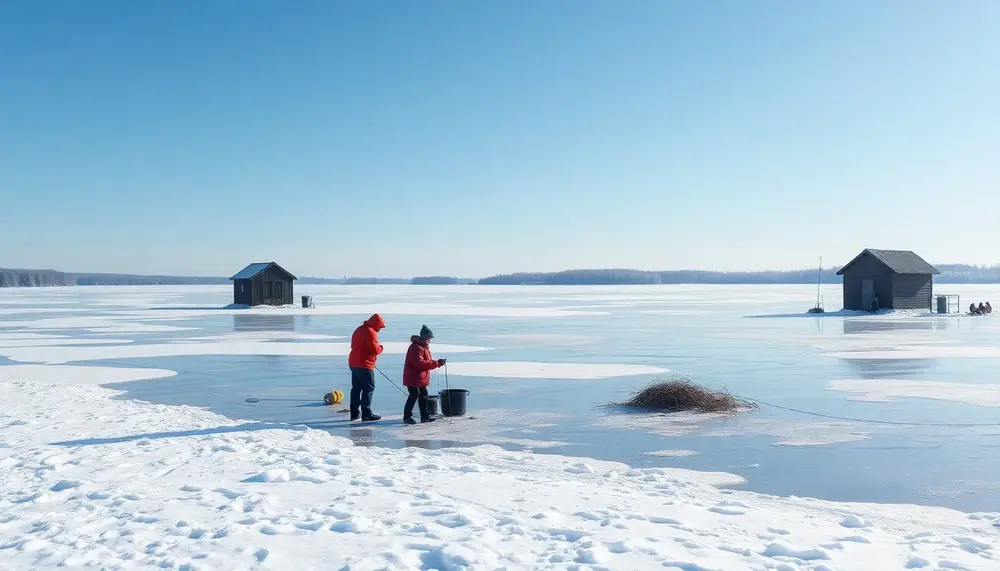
[350,367,375,416]
[404,386,429,419]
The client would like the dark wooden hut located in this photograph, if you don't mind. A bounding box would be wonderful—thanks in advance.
[836,249,939,311]
[229,262,297,307]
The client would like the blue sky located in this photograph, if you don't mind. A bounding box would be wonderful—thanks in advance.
[1,1,997,277]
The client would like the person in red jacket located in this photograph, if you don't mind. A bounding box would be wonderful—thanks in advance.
[402,325,446,424]
[348,314,385,421]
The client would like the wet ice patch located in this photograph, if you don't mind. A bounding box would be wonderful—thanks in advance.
[828,379,1000,407]
[443,361,667,380]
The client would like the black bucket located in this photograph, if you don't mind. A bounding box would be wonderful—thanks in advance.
[425,395,440,417]
[438,389,469,417]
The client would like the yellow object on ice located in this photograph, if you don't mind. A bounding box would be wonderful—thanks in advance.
[324,390,344,406]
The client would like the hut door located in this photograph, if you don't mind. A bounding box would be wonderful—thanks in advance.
[861,279,874,310]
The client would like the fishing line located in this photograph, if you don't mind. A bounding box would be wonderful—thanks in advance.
[375,366,409,396]
[731,393,1000,428]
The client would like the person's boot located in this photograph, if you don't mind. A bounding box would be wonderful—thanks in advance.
[418,397,434,423]
[350,410,361,421]
[361,413,381,422]
[403,416,417,425]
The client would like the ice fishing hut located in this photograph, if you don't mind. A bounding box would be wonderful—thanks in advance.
[836,249,939,311]
[229,262,297,307]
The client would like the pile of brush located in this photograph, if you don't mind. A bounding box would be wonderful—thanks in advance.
[615,378,756,414]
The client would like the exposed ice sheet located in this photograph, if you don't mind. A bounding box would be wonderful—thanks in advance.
[480,333,600,347]
[1,380,994,570]
[443,361,668,380]
[0,364,177,385]
[829,380,1000,407]
[0,341,491,364]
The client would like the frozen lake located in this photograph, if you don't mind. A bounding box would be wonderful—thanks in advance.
[2,284,1000,512]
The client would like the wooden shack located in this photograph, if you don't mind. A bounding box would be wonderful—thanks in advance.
[229,262,297,307]
[836,249,939,311]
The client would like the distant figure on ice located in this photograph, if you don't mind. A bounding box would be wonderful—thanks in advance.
[979,302,988,315]
[348,314,385,421]
[402,325,446,425]
[987,302,993,314]
[970,303,981,316]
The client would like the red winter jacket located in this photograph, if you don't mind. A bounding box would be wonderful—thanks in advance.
[403,336,439,387]
[348,314,385,370]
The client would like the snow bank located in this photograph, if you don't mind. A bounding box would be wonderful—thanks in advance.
[1,377,996,570]
[828,380,1000,407]
[443,361,667,380]
[0,341,491,364]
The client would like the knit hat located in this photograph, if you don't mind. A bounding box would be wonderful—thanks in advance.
[419,325,434,339]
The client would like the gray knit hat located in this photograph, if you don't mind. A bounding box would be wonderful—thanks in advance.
[419,325,434,339]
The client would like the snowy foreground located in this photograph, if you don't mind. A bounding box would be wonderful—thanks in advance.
[2,380,997,570]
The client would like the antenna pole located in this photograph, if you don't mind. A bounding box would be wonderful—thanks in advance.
[816,256,823,307]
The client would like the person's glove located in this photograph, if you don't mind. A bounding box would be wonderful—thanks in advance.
[437,358,447,366]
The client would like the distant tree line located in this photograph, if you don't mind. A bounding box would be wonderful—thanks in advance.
[0,269,231,287]
[6,264,1000,288]
[0,269,74,287]
[411,276,476,285]
[478,265,1000,285]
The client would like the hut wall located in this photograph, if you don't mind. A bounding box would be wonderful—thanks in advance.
[891,274,933,310]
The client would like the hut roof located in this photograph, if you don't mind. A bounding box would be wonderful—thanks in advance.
[836,249,939,276]
[229,262,298,281]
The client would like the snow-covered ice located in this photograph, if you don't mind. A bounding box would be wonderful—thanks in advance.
[829,380,1000,407]
[0,341,490,364]
[442,361,668,380]
[828,346,1000,360]
[0,364,177,385]
[2,374,997,570]
[644,449,700,457]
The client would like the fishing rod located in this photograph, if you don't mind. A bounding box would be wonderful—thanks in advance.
[244,397,316,403]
